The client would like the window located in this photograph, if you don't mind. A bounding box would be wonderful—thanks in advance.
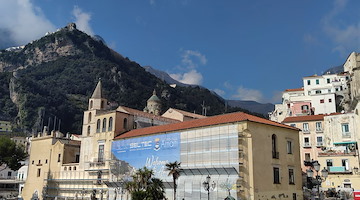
[316,79,319,85]
[342,123,350,137]
[340,86,343,91]
[273,167,280,184]
[301,105,309,112]
[7,171,12,177]
[87,125,91,135]
[316,90,322,94]
[305,153,311,161]
[329,99,332,103]
[37,168,41,177]
[304,137,310,147]
[316,137,323,146]
[108,117,113,131]
[287,141,293,154]
[316,122,322,132]
[289,168,295,184]
[326,159,333,170]
[32,160,34,165]
[90,100,93,109]
[58,154,61,162]
[327,78,331,84]
[102,118,107,132]
[96,119,101,133]
[290,124,296,127]
[101,100,104,109]
[98,144,104,162]
[45,159,48,164]
[320,99,324,103]
[76,154,80,163]
[303,123,309,132]
[123,118,128,129]
[88,112,92,123]
[97,171,102,185]
[272,134,279,159]
[342,159,349,171]
[307,80,311,85]
[328,89,331,93]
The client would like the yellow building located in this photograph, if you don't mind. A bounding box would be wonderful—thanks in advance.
[21,131,80,200]
[113,112,303,200]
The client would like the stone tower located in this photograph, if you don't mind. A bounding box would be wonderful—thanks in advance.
[144,89,162,115]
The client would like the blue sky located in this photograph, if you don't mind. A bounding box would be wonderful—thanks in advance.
[1,0,359,104]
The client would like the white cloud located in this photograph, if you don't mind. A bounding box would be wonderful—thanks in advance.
[170,49,206,85]
[232,86,265,103]
[170,69,203,85]
[213,89,225,96]
[181,50,207,69]
[322,0,360,55]
[72,6,94,36]
[0,0,55,49]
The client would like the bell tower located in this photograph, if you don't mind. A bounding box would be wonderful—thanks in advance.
[82,80,108,136]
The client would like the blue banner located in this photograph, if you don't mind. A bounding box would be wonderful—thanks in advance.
[112,132,180,179]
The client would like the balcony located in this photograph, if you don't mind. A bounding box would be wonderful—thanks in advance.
[89,158,105,168]
[327,166,352,174]
[303,143,311,148]
[272,151,279,159]
[316,142,324,147]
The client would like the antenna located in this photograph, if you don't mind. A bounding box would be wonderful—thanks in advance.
[201,101,210,116]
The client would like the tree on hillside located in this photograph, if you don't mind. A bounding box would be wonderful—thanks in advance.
[0,136,28,171]
[166,161,182,200]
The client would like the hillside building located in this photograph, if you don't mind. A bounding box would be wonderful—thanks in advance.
[0,120,11,134]
[269,73,348,123]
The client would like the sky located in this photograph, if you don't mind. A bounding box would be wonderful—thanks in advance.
[1,0,360,104]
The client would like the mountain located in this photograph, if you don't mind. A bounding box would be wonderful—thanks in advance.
[226,100,274,116]
[0,23,264,134]
[144,65,274,116]
[323,65,344,75]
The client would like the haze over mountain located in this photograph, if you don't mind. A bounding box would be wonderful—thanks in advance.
[0,23,266,134]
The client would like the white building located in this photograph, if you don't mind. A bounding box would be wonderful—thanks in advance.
[270,73,348,123]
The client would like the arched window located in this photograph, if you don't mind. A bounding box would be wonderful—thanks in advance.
[102,118,107,132]
[272,134,278,159]
[88,112,92,123]
[90,100,93,109]
[123,118,128,130]
[87,126,91,135]
[108,117,113,131]
[96,119,101,133]
[133,122,138,129]
[101,101,104,109]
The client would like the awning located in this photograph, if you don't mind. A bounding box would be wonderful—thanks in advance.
[180,167,238,176]
[333,141,357,145]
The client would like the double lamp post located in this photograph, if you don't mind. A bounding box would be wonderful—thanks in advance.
[203,175,216,200]
[306,161,329,200]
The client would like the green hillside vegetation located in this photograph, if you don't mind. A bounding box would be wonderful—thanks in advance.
[0,24,263,134]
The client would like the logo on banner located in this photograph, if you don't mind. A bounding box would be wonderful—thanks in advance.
[154,138,160,151]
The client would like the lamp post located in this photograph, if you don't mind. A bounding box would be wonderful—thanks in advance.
[203,175,216,200]
[306,161,328,200]
[79,188,87,200]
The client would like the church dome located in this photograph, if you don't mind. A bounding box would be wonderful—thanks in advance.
[147,90,161,102]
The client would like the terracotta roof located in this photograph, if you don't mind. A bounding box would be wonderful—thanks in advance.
[116,106,180,123]
[166,108,207,119]
[284,88,304,92]
[303,74,320,78]
[115,112,299,140]
[282,115,325,123]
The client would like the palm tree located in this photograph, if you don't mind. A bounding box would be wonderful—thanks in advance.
[166,161,182,200]
[127,167,165,200]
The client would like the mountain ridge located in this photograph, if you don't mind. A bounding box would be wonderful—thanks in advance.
[0,23,266,134]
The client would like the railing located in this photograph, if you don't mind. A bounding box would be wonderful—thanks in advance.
[303,143,311,147]
[328,166,352,173]
[316,142,323,147]
[272,151,279,159]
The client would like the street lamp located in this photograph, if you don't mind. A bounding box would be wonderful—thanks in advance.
[79,188,87,200]
[203,175,216,200]
[306,161,328,200]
